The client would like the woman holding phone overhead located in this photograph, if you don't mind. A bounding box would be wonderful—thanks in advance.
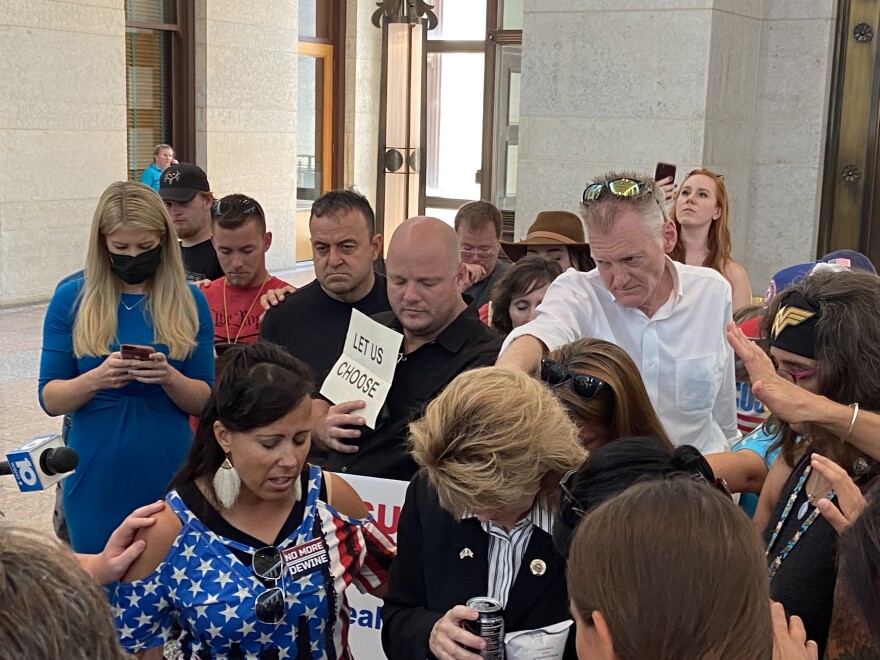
[39,181,214,554]
[668,168,752,311]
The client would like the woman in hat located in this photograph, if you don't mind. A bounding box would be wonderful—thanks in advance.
[501,211,594,272]
[668,168,752,310]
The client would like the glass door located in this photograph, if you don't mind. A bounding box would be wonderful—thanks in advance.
[296,0,343,262]
[492,45,520,212]
[424,0,488,224]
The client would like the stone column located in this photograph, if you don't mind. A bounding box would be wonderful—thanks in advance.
[0,1,127,306]
[517,0,836,291]
[196,0,299,272]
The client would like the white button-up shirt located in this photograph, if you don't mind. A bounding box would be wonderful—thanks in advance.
[502,258,738,454]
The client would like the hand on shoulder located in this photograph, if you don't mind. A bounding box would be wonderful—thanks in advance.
[120,502,182,583]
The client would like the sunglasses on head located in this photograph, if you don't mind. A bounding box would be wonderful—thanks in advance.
[582,177,667,218]
[252,546,286,624]
[684,170,724,180]
[212,195,265,219]
[540,358,606,400]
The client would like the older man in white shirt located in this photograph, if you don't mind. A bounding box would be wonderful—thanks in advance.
[497,172,738,454]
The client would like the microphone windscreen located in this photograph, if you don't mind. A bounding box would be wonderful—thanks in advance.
[41,447,79,476]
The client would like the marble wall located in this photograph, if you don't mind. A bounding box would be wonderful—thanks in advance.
[196,0,299,273]
[518,0,837,294]
[0,1,838,307]
[0,0,128,306]
[747,0,836,289]
[344,0,382,208]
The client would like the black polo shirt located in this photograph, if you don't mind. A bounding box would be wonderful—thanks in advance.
[259,273,391,385]
[323,309,502,481]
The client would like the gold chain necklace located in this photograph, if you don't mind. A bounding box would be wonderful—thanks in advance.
[222,274,270,345]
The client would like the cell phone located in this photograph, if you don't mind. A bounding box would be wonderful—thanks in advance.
[654,162,677,183]
[121,344,155,361]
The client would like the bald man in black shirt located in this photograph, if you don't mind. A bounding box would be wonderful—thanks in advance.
[318,216,501,481]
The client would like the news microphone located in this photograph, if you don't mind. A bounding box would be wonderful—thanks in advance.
[2,434,79,492]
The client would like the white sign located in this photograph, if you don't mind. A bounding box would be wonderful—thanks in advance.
[320,310,403,429]
[336,472,409,660]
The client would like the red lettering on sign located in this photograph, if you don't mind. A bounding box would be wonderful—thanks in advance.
[363,500,401,537]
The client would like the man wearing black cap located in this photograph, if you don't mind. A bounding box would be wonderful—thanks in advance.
[159,162,223,282]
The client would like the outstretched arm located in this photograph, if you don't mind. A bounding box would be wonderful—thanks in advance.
[496,335,546,376]
[726,321,880,460]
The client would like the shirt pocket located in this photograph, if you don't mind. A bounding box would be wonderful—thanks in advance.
[675,353,721,412]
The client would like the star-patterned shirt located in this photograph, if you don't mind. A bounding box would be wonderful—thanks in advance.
[111,465,395,659]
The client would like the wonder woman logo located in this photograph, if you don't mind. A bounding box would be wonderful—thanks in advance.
[771,306,815,338]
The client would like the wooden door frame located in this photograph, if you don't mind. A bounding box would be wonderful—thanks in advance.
[819,0,880,265]
[297,41,335,199]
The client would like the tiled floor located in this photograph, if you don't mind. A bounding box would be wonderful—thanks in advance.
[0,265,315,538]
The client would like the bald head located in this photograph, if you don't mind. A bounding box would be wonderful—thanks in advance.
[386,216,467,348]
[387,216,461,273]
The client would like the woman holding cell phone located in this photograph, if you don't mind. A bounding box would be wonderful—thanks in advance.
[39,181,214,554]
[668,168,752,311]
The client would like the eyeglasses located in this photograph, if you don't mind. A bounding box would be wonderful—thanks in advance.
[582,177,667,217]
[558,469,587,527]
[769,354,817,385]
[212,195,265,219]
[540,358,606,400]
[252,546,286,624]
[460,246,497,258]
[777,366,817,384]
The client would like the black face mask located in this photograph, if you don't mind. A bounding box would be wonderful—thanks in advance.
[108,244,162,285]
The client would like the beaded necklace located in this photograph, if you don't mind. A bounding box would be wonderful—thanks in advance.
[766,463,835,579]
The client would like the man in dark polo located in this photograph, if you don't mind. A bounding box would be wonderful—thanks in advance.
[316,216,502,481]
[260,189,390,453]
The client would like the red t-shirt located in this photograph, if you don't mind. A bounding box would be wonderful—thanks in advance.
[200,275,291,346]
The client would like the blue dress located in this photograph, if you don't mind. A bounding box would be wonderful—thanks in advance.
[38,280,214,553]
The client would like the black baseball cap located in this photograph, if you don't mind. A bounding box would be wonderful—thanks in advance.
[159,162,211,202]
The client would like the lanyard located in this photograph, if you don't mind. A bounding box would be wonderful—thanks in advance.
[766,463,835,579]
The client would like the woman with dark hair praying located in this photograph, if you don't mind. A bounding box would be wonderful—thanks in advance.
[111,342,395,658]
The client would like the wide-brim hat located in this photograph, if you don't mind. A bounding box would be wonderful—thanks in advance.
[500,210,590,262]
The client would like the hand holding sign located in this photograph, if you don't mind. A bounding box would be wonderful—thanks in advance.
[320,310,403,430]
[316,400,367,454]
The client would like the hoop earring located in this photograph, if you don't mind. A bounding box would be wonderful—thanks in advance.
[213,455,241,508]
